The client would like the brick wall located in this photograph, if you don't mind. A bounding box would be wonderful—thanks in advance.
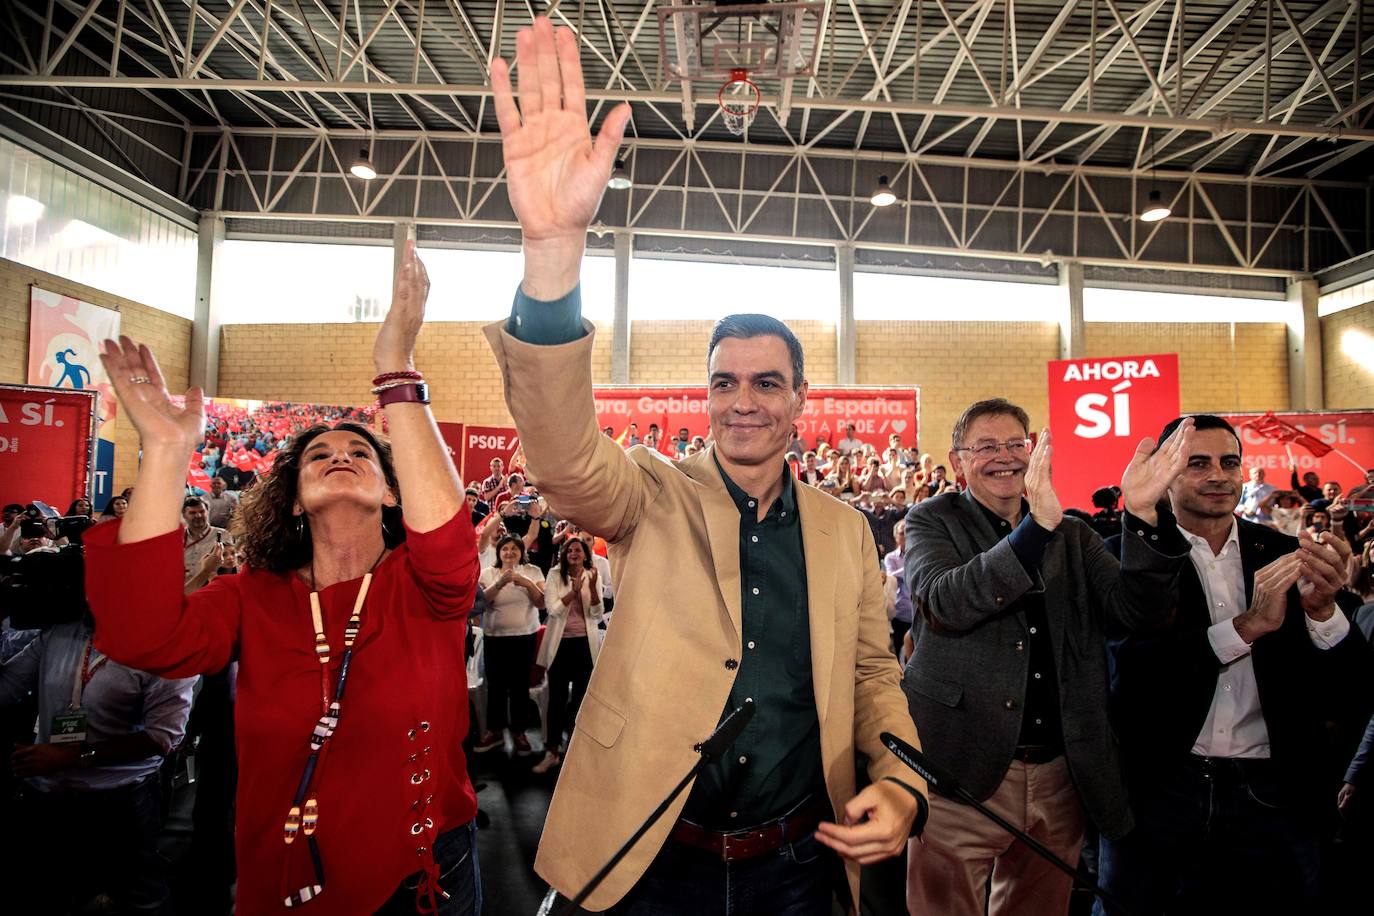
[1322,298,1374,408]
[0,257,192,491]
[856,320,1061,453]
[1084,322,1290,414]
[219,320,615,428]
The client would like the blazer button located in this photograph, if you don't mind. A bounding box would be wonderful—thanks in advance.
[724,658,739,671]
[995,596,1004,605]
[1014,641,1025,651]
[1004,698,1018,711]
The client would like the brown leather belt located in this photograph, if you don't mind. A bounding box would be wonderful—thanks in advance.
[1012,744,1063,765]
[669,799,830,862]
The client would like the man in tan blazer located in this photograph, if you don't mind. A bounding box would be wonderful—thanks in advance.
[484,17,927,914]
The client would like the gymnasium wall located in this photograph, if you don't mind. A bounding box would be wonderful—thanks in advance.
[1322,298,1374,409]
[0,257,192,490]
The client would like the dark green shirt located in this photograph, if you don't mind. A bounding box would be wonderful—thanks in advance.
[508,285,825,829]
[679,460,825,829]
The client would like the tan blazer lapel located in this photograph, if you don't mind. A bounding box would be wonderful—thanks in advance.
[796,484,836,727]
[679,448,743,643]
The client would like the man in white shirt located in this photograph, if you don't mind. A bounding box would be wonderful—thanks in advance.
[1238,465,1276,522]
[1095,415,1372,914]
[836,422,864,455]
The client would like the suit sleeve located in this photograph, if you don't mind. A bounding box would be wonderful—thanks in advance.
[83,519,242,679]
[852,518,927,801]
[904,503,1040,634]
[1085,510,1190,636]
[484,291,662,544]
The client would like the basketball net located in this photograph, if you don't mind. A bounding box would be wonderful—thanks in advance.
[719,69,760,136]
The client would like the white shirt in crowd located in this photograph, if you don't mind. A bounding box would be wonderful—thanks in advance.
[477,563,544,637]
[590,551,613,601]
[1183,519,1349,759]
[836,436,864,455]
[1238,480,1276,520]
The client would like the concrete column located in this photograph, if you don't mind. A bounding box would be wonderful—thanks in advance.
[612,230,631,384]
[1057,259,1086,361]
[836,243,856,385]
[1286,277,1324,409]
[392,220,416,285]
[191,214,225,395]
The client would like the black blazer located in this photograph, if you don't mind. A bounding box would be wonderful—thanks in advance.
[1105,519,1372,813]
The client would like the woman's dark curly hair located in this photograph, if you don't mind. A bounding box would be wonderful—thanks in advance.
[231,422,404,574]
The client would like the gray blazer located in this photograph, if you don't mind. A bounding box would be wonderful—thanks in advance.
[902,490,1189,839]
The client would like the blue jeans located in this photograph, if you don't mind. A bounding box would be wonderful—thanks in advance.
[1094,756,1319,916]
[605,833,839,916]
[375,820,482,915]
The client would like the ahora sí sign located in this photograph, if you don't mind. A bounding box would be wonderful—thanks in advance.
[1047,354,1181,511]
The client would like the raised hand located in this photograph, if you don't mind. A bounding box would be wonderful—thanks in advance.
[1024,428,1063,531]
[491,17,631,298]
[374,240,429,373]
[99,336,204,454]
[1120,417,1195,525]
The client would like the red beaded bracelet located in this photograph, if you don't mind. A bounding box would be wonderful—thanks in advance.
[372,370,423,386]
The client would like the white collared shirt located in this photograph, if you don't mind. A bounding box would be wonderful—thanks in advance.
[1181,519,1350,758]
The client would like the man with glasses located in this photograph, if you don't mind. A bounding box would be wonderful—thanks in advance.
[902,397,1195,916]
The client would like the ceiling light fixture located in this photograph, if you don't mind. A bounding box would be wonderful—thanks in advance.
[1139,133,1170,222]
[607,158,631,190]
[1139,188,1171,223]
[350,147,377,181]
[870,175,897,207]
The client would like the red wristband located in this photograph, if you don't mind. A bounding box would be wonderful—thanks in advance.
[372,370,423,386]
[377,382,430,408]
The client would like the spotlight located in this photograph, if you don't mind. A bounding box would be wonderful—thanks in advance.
[1139,188,1171,223]
[607,158,632,190]
[870,175,897,207]
[350,148,377,181]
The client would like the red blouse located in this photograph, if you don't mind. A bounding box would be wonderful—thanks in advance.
[84,512,479,915]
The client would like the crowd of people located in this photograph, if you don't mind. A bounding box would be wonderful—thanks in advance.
[2,14,1372,916]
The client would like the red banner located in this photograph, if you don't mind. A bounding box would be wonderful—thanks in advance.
[0,384,97,509]
[1047,354,1181,511]
[460,424,522,488]
[1220,411,1374,494]
[591,386,919,454]
[436,421,465,478]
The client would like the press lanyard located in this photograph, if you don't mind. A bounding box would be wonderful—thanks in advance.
[70,638,107,710]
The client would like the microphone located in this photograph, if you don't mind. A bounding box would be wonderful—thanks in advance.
[880,731,957,796]
[553,705,755,916]
[881,736,1138,916]
[698,700,755,762]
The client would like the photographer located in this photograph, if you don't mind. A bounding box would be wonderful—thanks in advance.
[181,496,235,594]
[0,616,194,914]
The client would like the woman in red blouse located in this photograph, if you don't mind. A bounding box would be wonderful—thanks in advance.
[83,244,482,915]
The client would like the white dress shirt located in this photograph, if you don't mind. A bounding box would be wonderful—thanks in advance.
[1182,519,1350,759]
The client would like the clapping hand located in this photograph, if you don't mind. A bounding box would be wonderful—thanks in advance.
[1234,552,1303,644]
[1295,527,1350,622]
[374,240,429,373]
[1120,417,1195,526]
[1024,428,1062,530]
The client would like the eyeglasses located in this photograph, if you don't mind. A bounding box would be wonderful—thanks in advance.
[955,439,1031,460]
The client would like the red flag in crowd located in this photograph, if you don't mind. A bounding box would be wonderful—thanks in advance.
[1238,412,1334,457]
[187,453,213,491]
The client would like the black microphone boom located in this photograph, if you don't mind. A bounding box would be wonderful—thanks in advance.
[554,703,756,916]
[879,733,1138,916]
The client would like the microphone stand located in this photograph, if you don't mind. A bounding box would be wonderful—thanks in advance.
[881,732,1138,916]
[552,703,756,916]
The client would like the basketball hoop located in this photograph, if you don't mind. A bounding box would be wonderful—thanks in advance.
[719,68,759,136]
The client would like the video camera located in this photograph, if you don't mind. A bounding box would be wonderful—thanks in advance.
[2,500,95,630]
